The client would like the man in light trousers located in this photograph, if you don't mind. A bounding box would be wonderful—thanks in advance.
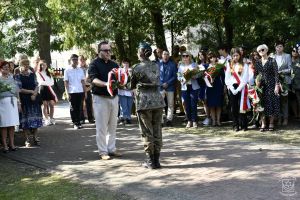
[88,41,121,160]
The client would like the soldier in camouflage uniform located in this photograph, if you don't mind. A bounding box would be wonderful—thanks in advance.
[130,42,165,169]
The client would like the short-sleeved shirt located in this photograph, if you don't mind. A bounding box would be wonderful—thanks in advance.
[88,57,119,96]
[64,66,85,93]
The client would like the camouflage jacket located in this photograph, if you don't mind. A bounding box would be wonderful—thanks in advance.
[130,60,165,111]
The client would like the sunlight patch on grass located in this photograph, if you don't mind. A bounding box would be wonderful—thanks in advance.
[164,126,300,145]
[0,158,132,200]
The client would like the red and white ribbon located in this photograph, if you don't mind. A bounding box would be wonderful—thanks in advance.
[107,68,128,96]
[38,72,58,103]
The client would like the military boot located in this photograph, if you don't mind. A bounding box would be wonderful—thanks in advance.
[142,153,155,169]
[153,152,161,169]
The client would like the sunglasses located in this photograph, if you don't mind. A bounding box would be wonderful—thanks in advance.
[101,49,111,53]
[182,55,189,58]
[292,49,297,52]
[258,49,265,52]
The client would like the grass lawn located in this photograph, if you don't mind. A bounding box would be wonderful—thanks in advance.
[164,120,300,145]
[0,157,132,200]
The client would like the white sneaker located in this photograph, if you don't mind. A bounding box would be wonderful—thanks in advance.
[74,125,79,130]
[193,122,198,128]
[44,119,51,126]
[186,121,192,128]
[50,118,56,125]
[202,117,211,126]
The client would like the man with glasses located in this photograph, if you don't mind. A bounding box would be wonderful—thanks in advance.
[88,41,121,160]
[64,54,86,130]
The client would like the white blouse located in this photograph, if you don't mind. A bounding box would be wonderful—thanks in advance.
[36,71,54,86]
[225,62,249,92]
[177,63,200,91]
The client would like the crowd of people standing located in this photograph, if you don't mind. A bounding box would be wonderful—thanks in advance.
[1,40,300,170]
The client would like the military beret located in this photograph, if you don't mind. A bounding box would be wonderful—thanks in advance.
[139,42,152,58]
[139,42,152,51]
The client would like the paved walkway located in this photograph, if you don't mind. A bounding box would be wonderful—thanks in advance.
[1,102,300,200]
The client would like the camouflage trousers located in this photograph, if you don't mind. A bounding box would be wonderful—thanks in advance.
[137,108,163,154]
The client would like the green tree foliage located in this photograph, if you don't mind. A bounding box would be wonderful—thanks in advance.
[1,0,299,61]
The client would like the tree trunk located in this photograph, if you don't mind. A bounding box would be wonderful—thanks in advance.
[37,21,52,66]
[223,0,233,49]
[215,18,223,47]
[171,20,174,55]
[114,31,126,62]
[151,9,167,50]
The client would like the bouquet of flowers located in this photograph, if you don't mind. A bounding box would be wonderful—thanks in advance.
[0,80,12,93]
[107,68,128,96]
[248,74,264,123]
[183,68,203,82]
[278,74,289,96]
[203,62,226,87]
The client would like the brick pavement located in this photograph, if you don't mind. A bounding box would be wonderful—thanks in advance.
[1,102,300,200]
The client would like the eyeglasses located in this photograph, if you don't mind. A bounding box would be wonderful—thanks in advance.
[258,49,265,52]
[292,49,297,52]
[182,55,189,58]
[71,58,78,61]
[101,49,111,53]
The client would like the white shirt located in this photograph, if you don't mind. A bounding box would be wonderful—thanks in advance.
[275,55,283,68]
[225,62,249,92]
[177,63,200,91]
[36,71,54,86]
[219,55,232,64]
[64,66,85,93]
[118,89,133,97]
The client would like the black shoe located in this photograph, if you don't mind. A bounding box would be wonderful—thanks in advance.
[126,119,132,124]
[88,119,95,124]
[234,126,240,132]
[9,146,17,151]
[119,119,125,126]
[178,112,185,116]
[2,148,9,153]
[153,152,161,169]
[142,154,155,169]
[165,120,173,127]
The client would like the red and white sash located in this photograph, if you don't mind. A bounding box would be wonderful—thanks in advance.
[232,71,250,113]
[38,72,58,103]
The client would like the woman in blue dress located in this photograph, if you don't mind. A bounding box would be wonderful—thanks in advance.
[15,59,43,147]
[206,52,225,126]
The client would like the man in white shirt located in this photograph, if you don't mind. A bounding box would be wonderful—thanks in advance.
[64,54,86,129]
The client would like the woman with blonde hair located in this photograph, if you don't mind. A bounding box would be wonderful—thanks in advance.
[178,51,200,128]
[255,44,280,131]
[15,59,43,147]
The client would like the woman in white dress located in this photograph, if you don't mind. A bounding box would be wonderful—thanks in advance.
[0,60,20,153]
